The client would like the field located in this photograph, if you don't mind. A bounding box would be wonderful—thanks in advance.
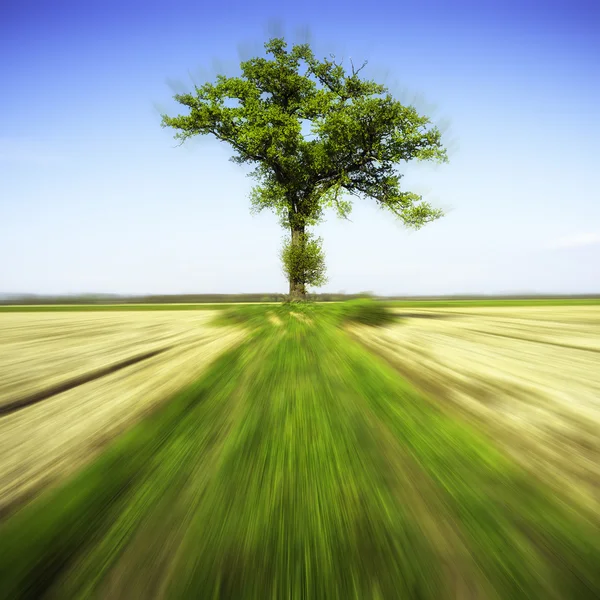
[350,304,600,516]
[0,311,245,515]
[0,301,599,599]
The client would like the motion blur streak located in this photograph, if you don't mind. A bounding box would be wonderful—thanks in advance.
[0,301,598,598]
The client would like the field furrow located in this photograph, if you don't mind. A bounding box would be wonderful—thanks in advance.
[350,305,600,515]
[0,311,246,515]
[0,303,598,599]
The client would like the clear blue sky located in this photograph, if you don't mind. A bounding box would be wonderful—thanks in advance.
[1,0,598,295]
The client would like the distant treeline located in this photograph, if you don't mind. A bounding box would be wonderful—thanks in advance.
[0,292,372,305]
[1,293,599,305]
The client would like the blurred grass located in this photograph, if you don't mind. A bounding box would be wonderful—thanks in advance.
[1,297,599,312]
[0,311,245,514]
[349,304,600,518]
[0,302,598,599]
[0,304,240,312]
[388,298,600,307]
[337,298,398,326]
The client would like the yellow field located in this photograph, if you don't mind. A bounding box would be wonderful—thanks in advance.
[349,305,600,515]
[0,311,245,514]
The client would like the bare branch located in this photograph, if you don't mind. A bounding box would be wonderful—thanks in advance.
[350,59,368,77]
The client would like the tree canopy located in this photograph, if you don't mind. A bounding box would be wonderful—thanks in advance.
[162,37,448,298]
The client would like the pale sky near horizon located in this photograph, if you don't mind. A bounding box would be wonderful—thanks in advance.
[1,0,599,296]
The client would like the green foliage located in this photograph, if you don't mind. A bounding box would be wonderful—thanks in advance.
[280,232,327,290]
[162,38,449,292]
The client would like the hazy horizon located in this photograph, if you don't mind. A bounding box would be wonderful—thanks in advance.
[1,0,599,296]
[2,291,599,301]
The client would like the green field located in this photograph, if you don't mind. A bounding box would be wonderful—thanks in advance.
[0,302,598,599]
[0,303,243,312]
[1,296,599,312]
[388,298,600,307]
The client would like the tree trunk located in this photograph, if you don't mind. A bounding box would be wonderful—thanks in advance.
[289,225,306,300]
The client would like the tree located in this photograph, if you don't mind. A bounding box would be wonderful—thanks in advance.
[281,231,327,298]
[162,38,448,299]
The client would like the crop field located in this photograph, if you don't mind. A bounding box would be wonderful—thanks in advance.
[0,311,246,515]
[0,301,599,599]
[349,305,600,515]
[0,303,266,313]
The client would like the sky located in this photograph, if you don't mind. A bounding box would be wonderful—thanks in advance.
[1,0,599,296]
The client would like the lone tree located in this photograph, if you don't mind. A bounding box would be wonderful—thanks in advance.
[162,38,448,299]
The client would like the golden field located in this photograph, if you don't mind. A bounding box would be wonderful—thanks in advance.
[349,305,600,515]
[1,303,599,598]
[0,311,245,514]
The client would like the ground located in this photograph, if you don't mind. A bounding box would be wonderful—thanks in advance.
[0,301,598,599]
[350,304,600,516]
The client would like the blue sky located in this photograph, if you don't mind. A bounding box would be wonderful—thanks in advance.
[1,0,598,295]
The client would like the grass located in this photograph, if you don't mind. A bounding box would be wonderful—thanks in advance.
[350,304,600,515]
[1,297,599,312]
[0,302,598,599]
[0,311,245,514]
[337,298,398,326]
[0,303,240,312]
[388,298,600,307]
